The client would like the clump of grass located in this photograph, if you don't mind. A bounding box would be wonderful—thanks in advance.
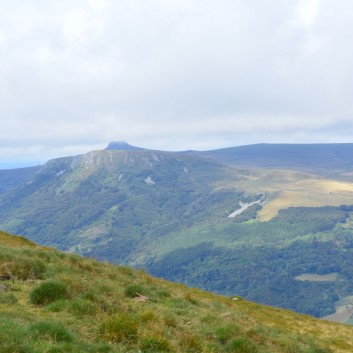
[164,314,177,328]
[124,284,146,298]
[1,258,46,280]
[0,318,33,353]
[99,314,138,343]
[44,342,112,353]
[225,337,258,353]
[28,320,74,343]
[180,333,203,353]
[139,336,173,352]
[216,326,234,345]
[184,293,199,305]
[0,292,18,305]
[155,289,171,299]
[29,280,68,306]
[45,299,68,313]
[140,309,158,323]
[69,298,97,317]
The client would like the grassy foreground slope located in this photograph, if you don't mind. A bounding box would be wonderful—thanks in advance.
[1,231,353,353]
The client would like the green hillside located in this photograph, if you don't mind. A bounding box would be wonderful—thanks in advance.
[0,149,244,261]
[1,230,353,353]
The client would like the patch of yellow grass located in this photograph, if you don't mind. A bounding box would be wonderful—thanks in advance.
[259,178,353,221]
[219,168,353,221]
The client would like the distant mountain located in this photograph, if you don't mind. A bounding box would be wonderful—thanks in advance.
[105,141,145,151]
[0,166,40,194]
[185,143,353,176]
[0,148,243,263]
[2,230,353,353]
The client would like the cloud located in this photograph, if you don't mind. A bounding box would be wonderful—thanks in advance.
[1,0,353,166]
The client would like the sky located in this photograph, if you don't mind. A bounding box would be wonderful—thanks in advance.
[1,0,353,167]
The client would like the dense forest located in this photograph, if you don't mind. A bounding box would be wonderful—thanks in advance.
[148,206,353,318]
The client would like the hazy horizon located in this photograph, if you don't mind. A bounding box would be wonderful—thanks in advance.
[2,1,353,166]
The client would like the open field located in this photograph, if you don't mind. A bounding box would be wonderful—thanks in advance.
[218,168,353,221]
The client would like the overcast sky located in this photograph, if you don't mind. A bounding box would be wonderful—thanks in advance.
[1,0,353,167]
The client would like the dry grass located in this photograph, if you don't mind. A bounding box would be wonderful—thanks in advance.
[216,169,353,221]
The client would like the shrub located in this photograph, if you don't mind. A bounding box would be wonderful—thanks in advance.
[99,314,138,343]
[140,336,173,352]
[29,281,68,306]
[28,320,74,343]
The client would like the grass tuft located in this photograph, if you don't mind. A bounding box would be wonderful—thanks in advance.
[99,314,138,343]
[28,320,74,343]
[124,284,146,298]
[225,337,258,353]
[29,280,68,306]
[139,336,173,352]
[0,318,33,353]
